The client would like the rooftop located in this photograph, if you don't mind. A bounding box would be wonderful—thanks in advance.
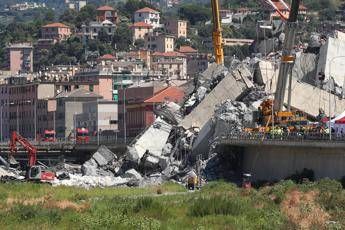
[152,51,186,58]
[179,46,197,53]
[56,88,102,99]
[131,22,153,28]
[42,22,69,28]
[135,7,159,14]
[98,54,116,60]
[97,5,115,11]
[144,86,185,104]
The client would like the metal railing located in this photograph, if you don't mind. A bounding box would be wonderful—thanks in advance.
[221,132,345,143]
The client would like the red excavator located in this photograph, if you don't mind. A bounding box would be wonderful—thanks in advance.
[9,131,55,181]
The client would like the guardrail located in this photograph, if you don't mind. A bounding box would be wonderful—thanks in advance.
[221,132,345,143]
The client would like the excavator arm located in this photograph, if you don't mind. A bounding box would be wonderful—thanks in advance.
[10,131,37,167]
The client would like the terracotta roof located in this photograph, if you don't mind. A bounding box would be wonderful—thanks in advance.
[98,54,115,60]
[135,7,158,13]
[151,51,186,58]
[269,0,307,12]
[131,22,153,28]
[42,22,69,28]
[97,5,115,11]
[271,0,289,11]
[179,46,197,53]
[144,86,185,103]
[299,4,308,10]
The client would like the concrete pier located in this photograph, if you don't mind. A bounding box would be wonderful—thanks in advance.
[219,138,345,181]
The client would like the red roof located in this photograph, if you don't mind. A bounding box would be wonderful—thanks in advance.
[179,46,197,53]
[144,86,185,103]
[152,51,186,58]
[335,117,345,124]
[98,54,115,60]
[131,22,153,28]
[136,7,158,13]
[97,5,115,11]
[42,22,69,28]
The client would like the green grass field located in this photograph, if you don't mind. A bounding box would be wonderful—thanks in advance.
[0,180,344,229]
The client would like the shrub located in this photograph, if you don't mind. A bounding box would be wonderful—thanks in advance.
[341,176,345,189]
[188,196,248,217]
[285,168,314,184]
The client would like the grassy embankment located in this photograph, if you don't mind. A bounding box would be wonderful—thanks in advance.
[0,180,344,229]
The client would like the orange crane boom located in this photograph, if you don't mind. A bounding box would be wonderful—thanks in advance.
[211,0,224,65]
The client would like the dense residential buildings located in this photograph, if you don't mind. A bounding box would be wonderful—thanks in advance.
[0,77,55,140]
[8,43,33,74]
[96,5,118,24]
[81,5,118,40]
[150,51,187,79]
[82,20,116,40]
[117,85,155,138]
[6,2,46,11]
[76,99,118,135]
[165,19,187,38]
[134,7,161,29]
[131,22,153,41]
[55,89,102,138]
[67,0,86,11]
[179,46,209,78]
[144,33,175,52]
[41,23,71,42]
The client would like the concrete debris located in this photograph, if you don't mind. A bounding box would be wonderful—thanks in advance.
[123,169,142,181]
[51,174,130,189]
[196,86,207,102]
[0,166,24,180]
[92,145,117,166]
[213,100,253,138]
[292,52,317,84]
[180,63,252,130]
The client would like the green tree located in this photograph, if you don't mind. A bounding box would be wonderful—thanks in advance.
[59,9,77,24]
[178,4,211,25]
[175,37,191,49]
[118,0,155,19]
[134,38,145,48]
[112,23,133,51]
[74,4,97,29]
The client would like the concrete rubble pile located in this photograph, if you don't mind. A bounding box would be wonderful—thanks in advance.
[0,156,25,181]
[52,145,132,188]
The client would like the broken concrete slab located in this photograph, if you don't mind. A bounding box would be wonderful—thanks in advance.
[81,158,98,176]
[258,60,345,117]
[124,169,142,181]
[158,156,169,170]
[92,145,117,166]
[179,66,251,130]
[144,156,160,169]
[317,32,345,87]
[132,117,173,158]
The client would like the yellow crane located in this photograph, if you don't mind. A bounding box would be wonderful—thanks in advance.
[211,0,224,65]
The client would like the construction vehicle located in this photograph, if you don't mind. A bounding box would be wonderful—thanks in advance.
[210,0,224,65]
[43,129,56,142]
[256,0,307,130]
[9,131,55,181]
[76,127,89,144]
